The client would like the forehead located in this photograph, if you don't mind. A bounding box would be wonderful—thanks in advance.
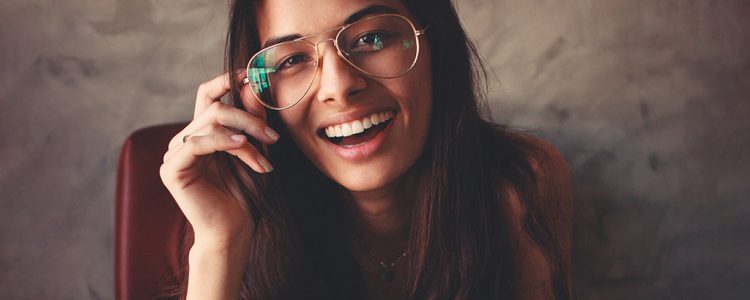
[254,0,412,45]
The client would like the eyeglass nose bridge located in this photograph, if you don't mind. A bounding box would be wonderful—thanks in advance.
[311,37,352,68]
[312,37,336,49]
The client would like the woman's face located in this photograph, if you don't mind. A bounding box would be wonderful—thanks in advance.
[254,0,432,192]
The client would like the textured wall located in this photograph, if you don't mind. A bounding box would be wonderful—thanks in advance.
[457,1,750,299]
[0,1,225,298]
[0,0,748,299]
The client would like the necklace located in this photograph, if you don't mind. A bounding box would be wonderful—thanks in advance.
[358,238,407,282]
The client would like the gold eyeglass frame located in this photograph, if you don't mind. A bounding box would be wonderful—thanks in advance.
[241,14,428,111]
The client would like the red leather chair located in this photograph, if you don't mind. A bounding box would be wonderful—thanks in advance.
[116,123,188,300]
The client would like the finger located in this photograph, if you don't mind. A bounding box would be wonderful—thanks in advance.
[162,133,246,182]
[168,101,278,152]
[164,134,273,176]
[165,123,242,163]
[169,125,210,151]
[172,102,279,150]
[193,134,273,174]
[163,126,271,175]
[194,71,248,119]
[224,138,273,174]
[168,130,188,152]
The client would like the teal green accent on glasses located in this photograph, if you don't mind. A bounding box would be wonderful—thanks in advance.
[402,39,413,50]
[249,67,275,91]
[372,36,384,51]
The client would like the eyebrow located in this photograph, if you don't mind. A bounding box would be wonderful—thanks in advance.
[260,4,398,49]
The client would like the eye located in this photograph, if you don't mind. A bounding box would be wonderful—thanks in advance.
[350,31,394,52]
[276,53,313,71]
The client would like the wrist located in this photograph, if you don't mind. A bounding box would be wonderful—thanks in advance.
[191,229,252,257]
[186,236,250,300]
[192,222,253,249]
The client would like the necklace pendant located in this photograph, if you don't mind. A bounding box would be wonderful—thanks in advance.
[380,270,395,282]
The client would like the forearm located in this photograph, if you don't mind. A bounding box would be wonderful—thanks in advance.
[186,241,250,300]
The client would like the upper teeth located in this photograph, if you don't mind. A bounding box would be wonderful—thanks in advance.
[324,111,394,138]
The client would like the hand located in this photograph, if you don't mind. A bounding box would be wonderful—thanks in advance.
[159,72,278,248]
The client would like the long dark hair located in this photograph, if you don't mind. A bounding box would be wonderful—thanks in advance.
[175,0,571,299]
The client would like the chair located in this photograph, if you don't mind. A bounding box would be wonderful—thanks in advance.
[115,123,188,300]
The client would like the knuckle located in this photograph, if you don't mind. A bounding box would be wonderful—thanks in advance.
[207,123,224,132]
[159,163,169,177]
[197,82,209,94]
[219,108,243,128]
[159,163,175,184]
[213,134,228,145]
[236,109,258,125]
[169,135,183,149]
[185,136,200,148]
[208,101,225,115]
[230,109,245,127]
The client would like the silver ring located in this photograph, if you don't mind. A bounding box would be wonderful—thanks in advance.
[182,135,189,143]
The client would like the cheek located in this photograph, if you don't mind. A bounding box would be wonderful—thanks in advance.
[278,110,310,147]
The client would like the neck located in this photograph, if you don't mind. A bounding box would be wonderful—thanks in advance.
[343,174,416,247]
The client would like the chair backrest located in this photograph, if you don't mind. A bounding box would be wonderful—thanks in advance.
[116,123,188,300]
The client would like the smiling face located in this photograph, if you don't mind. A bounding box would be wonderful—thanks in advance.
[253,0,433,193]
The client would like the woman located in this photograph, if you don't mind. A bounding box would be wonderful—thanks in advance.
[160,0,573,299]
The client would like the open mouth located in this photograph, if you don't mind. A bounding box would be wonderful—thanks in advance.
[319,111,395,147]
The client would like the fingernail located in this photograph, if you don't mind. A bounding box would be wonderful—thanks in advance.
[264,127,280,142]
[231,135,246,142]
[257,156,274,173]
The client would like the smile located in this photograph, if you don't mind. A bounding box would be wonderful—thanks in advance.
[324,111,394,139]
[318,110,397,160]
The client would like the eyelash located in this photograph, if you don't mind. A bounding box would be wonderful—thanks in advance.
[277,53,314,71]
[350,31,394,51]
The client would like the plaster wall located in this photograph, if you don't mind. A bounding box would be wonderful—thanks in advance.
[1,0,748,299]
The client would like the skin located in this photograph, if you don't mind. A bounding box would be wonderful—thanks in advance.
[161,72,268,299]
[160,0,433,298]
[255,0,432,241]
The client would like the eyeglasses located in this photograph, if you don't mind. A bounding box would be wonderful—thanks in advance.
[242,14,427,110]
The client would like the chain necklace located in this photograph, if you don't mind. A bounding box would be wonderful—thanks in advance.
[357,238,407,282]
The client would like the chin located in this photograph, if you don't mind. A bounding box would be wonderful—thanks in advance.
[327,162,407,193]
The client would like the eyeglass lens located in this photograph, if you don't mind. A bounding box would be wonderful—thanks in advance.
[246,15,420,110]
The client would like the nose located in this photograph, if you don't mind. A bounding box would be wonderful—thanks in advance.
[313,41,367,105]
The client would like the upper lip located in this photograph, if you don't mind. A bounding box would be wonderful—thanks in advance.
[316,105,398,132]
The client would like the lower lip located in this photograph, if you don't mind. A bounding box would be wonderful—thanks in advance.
[326,115,396,161]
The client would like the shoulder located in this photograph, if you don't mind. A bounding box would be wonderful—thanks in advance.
[501,129,571,181]
[517,132,573,244]
[498,131,573,298]
[498,130,573,217]
[516,132,572,220]
[489,129,573,217]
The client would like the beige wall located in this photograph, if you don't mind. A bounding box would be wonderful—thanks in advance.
[1,0,748,298]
